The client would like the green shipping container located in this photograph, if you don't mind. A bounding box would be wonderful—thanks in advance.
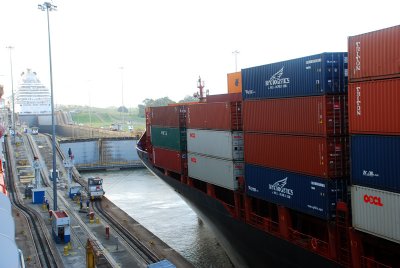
[151,126,186,151]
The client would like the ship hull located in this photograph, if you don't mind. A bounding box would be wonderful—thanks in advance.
[137,148,340,268]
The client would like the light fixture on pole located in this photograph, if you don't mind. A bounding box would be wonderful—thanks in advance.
[87,80,92,132]
[119,66,124,128]
[89,88,92,129]
[38,1,58,211]
[232,50,240,72]
[6,46,15,144]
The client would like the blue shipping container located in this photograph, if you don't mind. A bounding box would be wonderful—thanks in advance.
[32,189,45,204]
[148,259,176,268]
[242,52,348,99]
[245,164,345,219]
[351,135,400,193]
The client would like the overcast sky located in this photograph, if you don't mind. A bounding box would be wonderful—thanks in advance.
[0,0,398,108]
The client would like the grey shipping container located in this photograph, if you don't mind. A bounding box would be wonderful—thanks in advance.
[188,152,243,190]
[351,185,400,244]
[187,129,243,160]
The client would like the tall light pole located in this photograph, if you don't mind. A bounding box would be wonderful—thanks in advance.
[88,88,92,128]
[38,1,58,211]
[232,50,240,72]
[119,66,124,128]
[88,81,92,137]
[6,46,15,144]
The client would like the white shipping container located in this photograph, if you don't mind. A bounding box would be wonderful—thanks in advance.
[188,152,243,190]
[351,185,400,244]
[187,129,243,160]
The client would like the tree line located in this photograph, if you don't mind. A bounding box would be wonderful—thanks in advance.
[137,95,198,117]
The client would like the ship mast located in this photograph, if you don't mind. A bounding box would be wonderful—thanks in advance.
[196,76,206,103]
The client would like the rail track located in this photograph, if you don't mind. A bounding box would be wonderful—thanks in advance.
[93,199,161,265]
[5,136,61,268]
[28,133,58,187]
[29,133,162,266]
[28,134,92,250]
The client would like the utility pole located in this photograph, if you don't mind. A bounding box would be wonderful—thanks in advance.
[6,46,15,144]
[232,50,240,72]
[119,66,124,129]
[38,1,58,211]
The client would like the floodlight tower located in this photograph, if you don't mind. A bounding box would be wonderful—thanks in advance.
[38,1,58,211]
[6,46,15,144]
[232,50,240,72]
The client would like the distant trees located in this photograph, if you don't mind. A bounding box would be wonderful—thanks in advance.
[137,104,146,118]
[137,95,200,117]
[137,97,175,117]
[117,106,129,113]
[144,97,175,107]
[179,95,199,103]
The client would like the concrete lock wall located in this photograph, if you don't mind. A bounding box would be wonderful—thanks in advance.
[101,140,140,162]
[60,138,141,169]
[60,141,100,165]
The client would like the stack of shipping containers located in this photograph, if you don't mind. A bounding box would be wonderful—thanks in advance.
[348,25,400,244]
[241,52,349,220]
[186,101,244,191]
[149,105,187,175]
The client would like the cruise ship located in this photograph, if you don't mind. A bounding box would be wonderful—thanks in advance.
[15,69,51,116]
[15,69,52,127]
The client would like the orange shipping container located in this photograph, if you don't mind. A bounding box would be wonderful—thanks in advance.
[348,25,400,81]
[349,79,400,135]
[227,72,242,94]
[243,95,347,136]
[244,133,348,178]
[187,102,242,131]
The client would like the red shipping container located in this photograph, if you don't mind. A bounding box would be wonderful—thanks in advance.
[187,102,242,130]
[145,108,152,138]
[153,147,183,174]
[243,95,347,136]
[244,133,348,178]
[348,25,400,81]
[349,79,400,135]
[206,93,242,103]
[150,105,186,127]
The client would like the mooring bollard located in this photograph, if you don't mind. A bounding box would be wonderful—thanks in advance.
[106,226,110,240]
[89,212,94,224]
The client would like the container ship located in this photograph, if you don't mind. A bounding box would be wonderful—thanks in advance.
[136,25,400,268]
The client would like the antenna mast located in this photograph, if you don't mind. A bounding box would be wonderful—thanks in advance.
[197,76,206,103]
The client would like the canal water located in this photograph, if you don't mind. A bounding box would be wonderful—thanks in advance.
[83,168,233,268]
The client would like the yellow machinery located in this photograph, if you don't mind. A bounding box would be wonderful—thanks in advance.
[86,239,110,268]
